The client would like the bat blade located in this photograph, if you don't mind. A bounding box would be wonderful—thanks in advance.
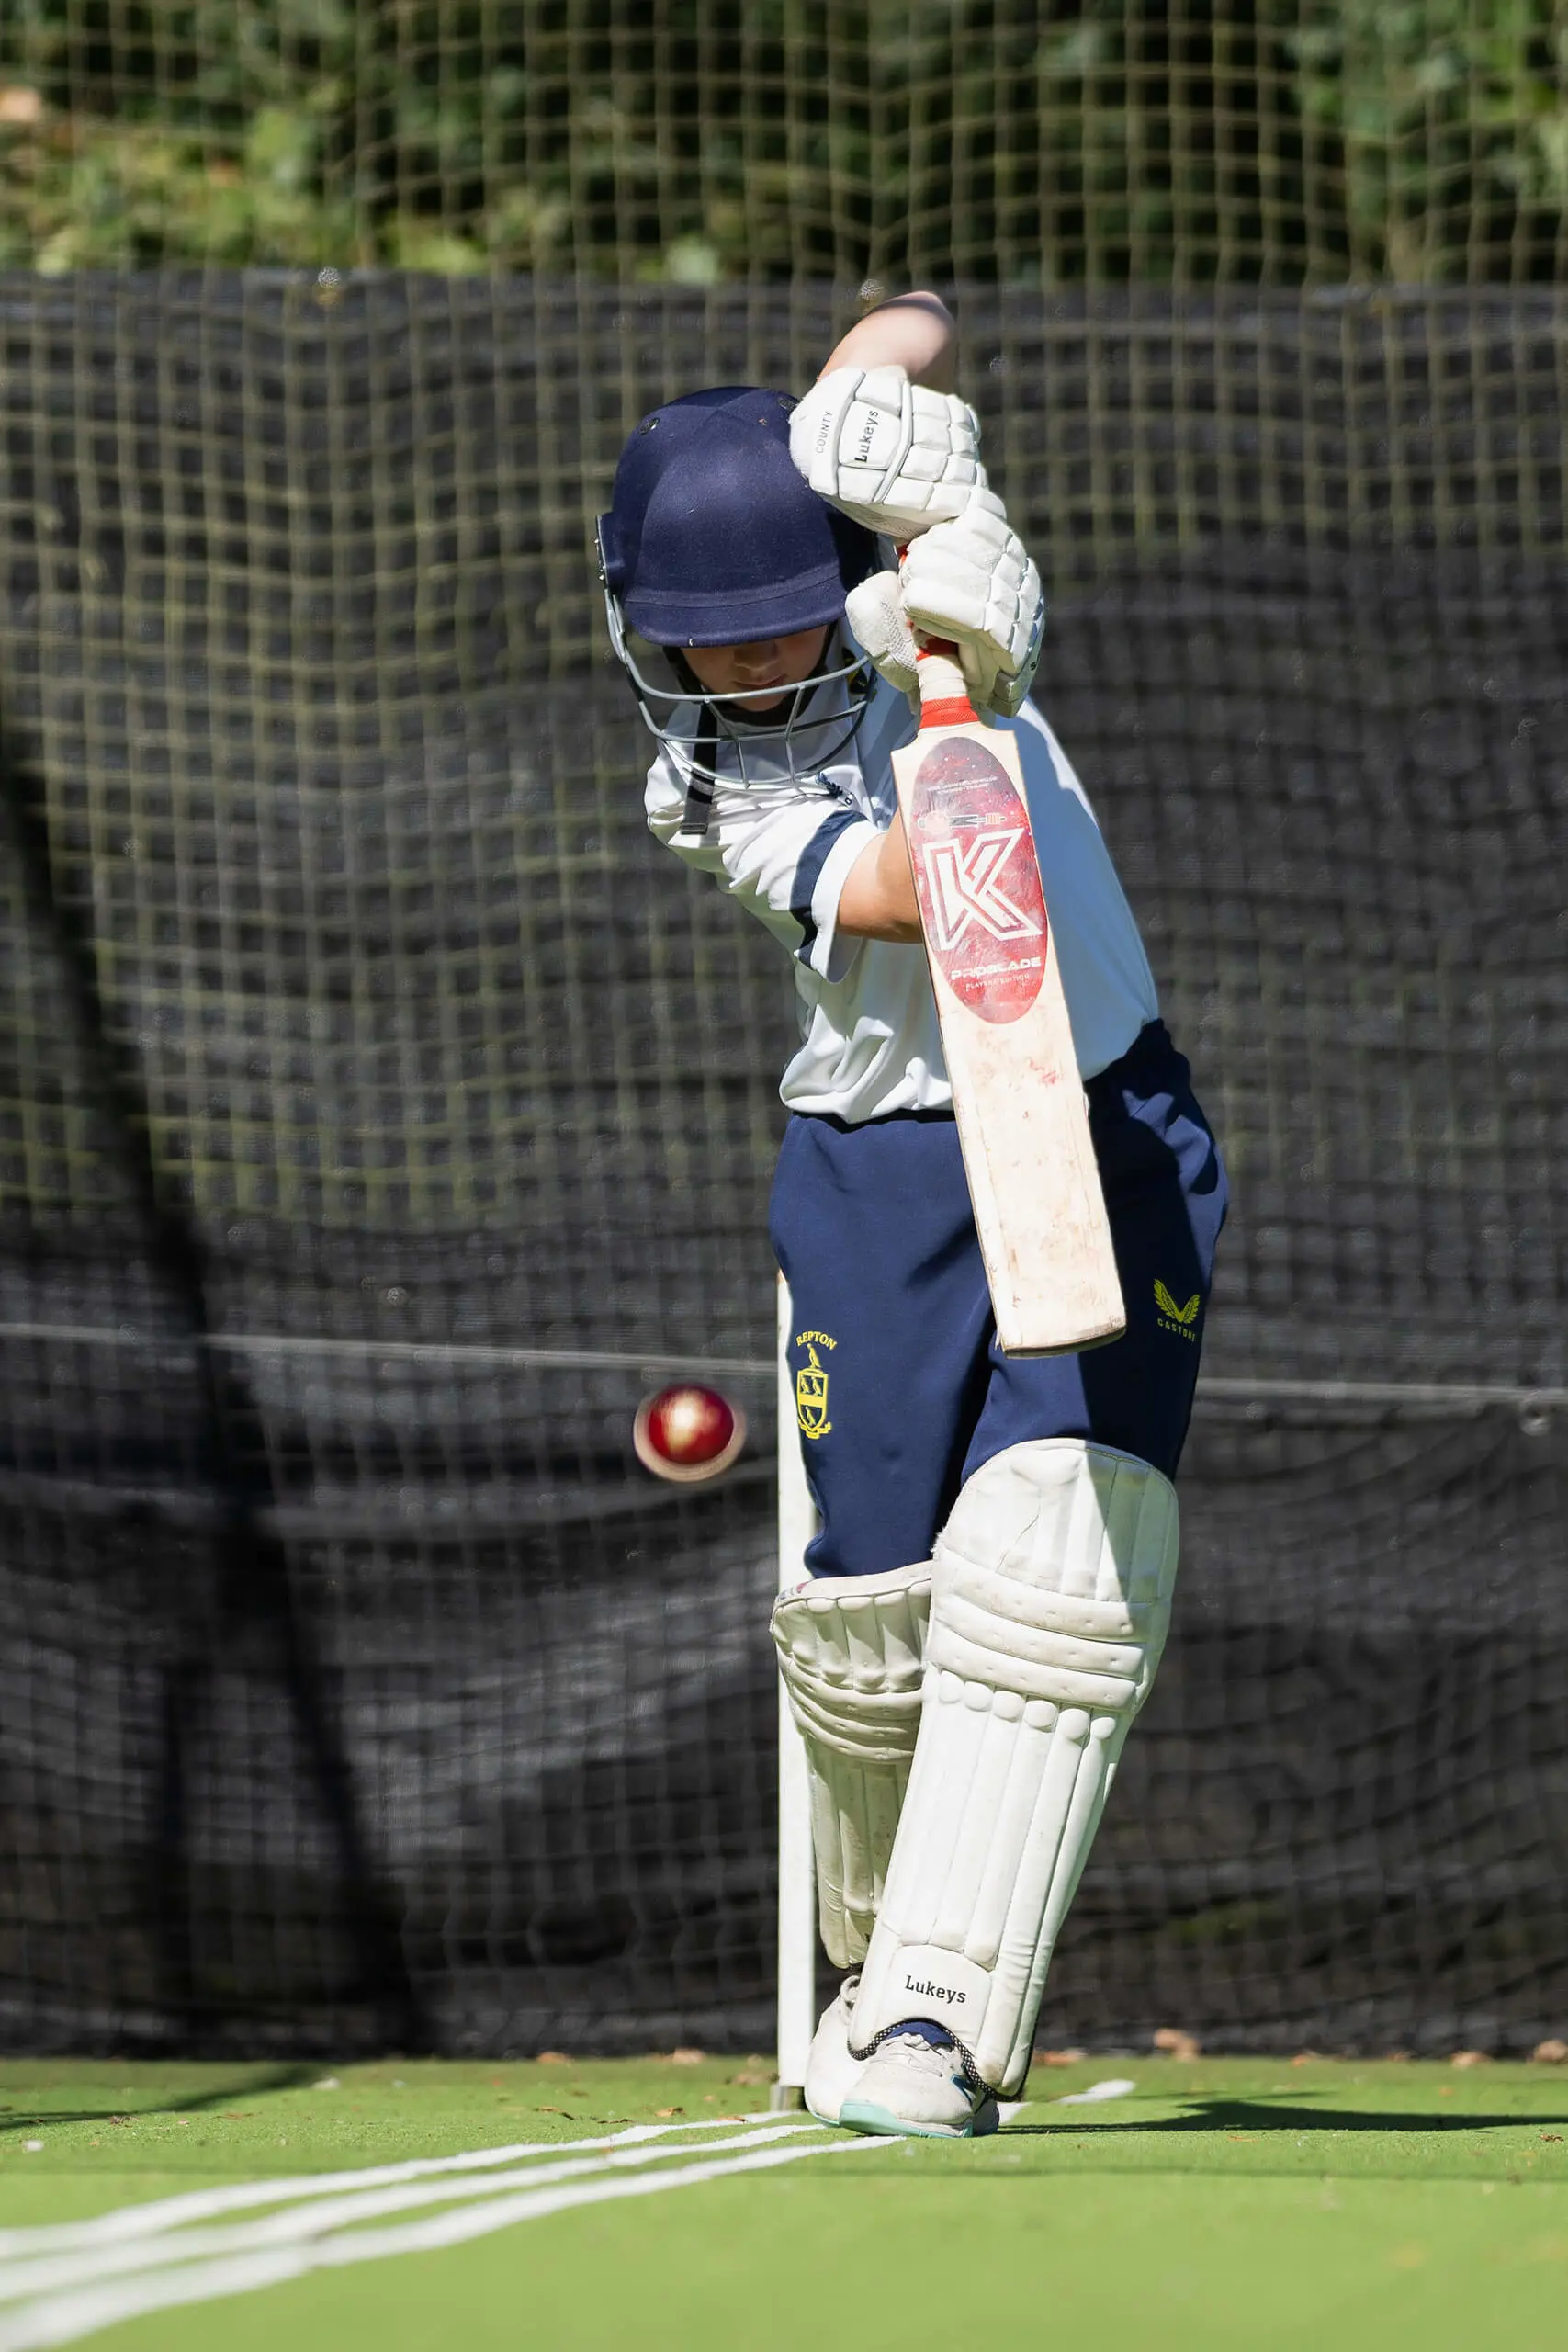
[893,684,1125,1356]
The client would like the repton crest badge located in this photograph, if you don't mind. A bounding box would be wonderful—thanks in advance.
[793,1330,835,1439]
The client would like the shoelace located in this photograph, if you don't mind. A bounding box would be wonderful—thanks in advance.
[879,2030,966,2080]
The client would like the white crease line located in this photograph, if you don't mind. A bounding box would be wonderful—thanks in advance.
[0,2132,879,2351]
[0,2118,776,2255]
[0,2125,818,2303]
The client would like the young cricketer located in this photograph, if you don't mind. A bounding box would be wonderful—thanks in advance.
[599,294,1227,2137]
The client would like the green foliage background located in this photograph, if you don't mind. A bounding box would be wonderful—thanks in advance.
[1,2,1565,280]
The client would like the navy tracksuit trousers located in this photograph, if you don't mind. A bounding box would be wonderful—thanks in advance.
[770,1020,1227,1578]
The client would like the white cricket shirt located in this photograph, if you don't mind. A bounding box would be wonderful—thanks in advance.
[644,670,1158,1123]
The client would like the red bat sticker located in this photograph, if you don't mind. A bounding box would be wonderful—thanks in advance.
[906,733,1048,1025]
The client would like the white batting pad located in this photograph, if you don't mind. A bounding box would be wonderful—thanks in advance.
[850,1442,1179,2092]
[789,366,985,537]
[771,1561,931,1966]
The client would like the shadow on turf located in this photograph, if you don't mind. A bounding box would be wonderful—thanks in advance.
[0,2062,320,2136]
[1010,2097,1568,2136]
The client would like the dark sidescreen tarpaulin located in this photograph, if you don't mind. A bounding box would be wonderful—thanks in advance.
[0,277,1562,2053]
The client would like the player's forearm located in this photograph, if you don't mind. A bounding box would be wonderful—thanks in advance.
[817,292,957,393]
[837,810,922,942]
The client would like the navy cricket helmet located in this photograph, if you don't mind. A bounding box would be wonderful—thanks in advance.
[598,386,878,646]
[597,386,886,826]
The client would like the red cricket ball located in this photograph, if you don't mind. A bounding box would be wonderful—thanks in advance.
[633,1384,747,1484]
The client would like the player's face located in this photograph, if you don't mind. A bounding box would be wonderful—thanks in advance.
[682,627,831,710]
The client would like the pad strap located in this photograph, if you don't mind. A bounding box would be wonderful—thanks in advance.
[771,1561,931,1967]
[850,1442,1178,2091]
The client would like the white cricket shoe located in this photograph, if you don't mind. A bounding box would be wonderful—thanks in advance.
[840,2021,1000,2140]
[804,1974,862,2126]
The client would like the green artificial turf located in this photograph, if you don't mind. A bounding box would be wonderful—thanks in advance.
[0,2055,1564,2348]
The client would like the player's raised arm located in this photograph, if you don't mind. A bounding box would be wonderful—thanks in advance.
[796,294,1045,944]
[791,316,1043,722]
[816,290,959,391]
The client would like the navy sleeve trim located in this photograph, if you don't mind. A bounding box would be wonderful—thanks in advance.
[788,809,865,967]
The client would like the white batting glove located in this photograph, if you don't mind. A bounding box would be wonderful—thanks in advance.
[900,491,1044,718]
[844,569,920,709]
[790,364,986,537]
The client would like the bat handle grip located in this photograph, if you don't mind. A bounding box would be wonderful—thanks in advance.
[913,638,974,726]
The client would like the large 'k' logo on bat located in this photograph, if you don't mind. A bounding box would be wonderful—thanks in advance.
[919,828,1045,952]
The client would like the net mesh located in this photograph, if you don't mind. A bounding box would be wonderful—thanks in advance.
[3,4,1568,288]
[0,272,1562,2054]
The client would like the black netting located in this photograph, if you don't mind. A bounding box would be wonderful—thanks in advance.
[0,276,1563,2053]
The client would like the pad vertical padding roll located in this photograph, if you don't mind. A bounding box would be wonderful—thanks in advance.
[850,1441,1178,2091]
[771,1561,931,1966]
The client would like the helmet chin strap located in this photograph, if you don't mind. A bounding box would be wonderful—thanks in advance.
[674,700,720,845]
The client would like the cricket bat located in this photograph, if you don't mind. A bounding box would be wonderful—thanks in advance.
[891,642,1125,1356]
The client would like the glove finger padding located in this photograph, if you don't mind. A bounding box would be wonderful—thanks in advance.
[790,364,986,538]
[899,492,1044,719]
[844,570,920,707]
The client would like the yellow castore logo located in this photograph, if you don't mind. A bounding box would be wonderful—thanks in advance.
[1154,1279,1201,1339]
